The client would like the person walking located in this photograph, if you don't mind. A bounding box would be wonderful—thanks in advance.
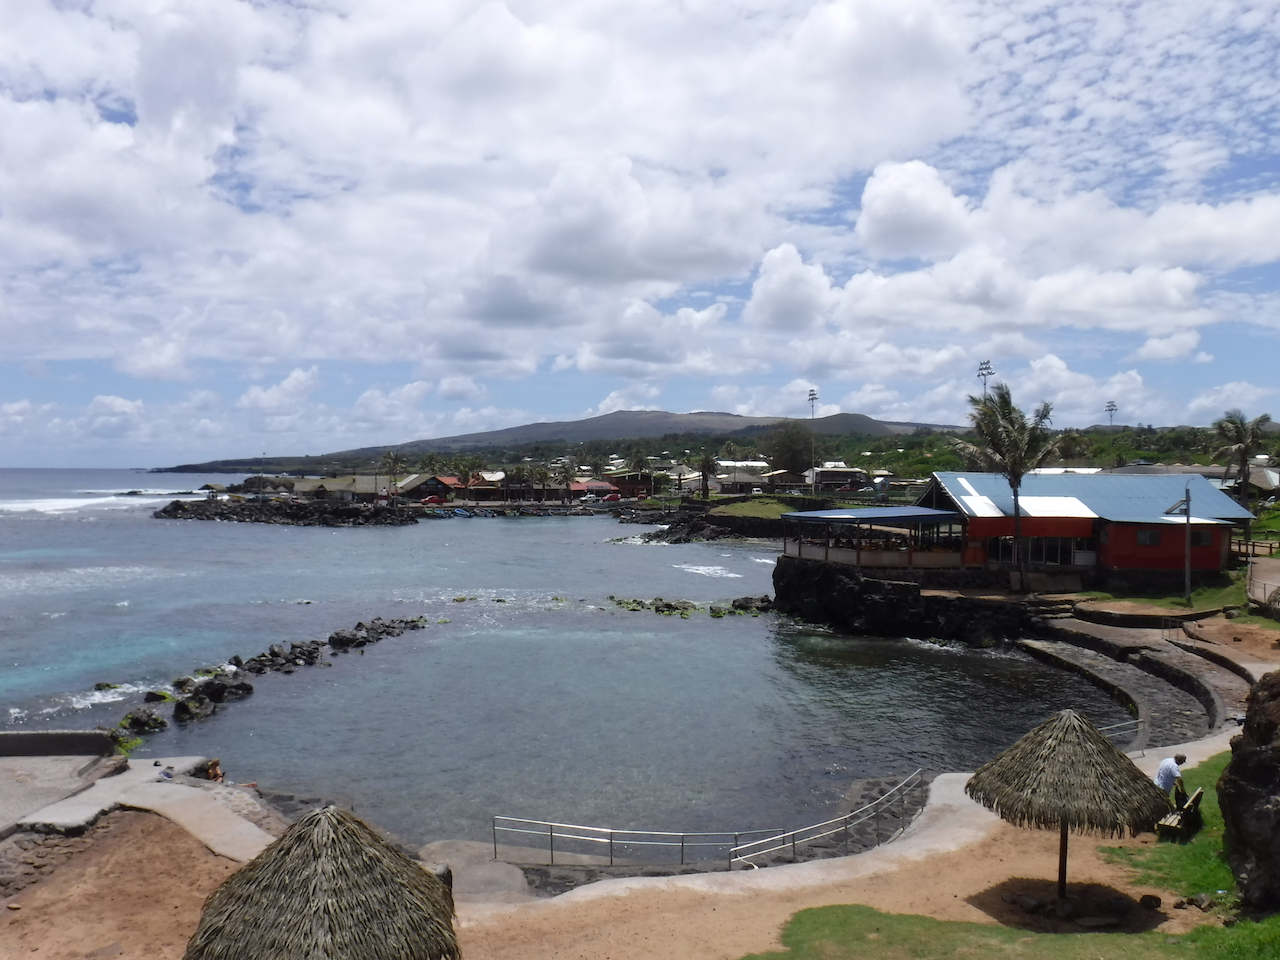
[1154,753,1187,805]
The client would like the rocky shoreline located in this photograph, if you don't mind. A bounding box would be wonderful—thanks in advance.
[153,498,419,526]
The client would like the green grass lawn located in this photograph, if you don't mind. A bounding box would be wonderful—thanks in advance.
[707,497,798,520]
[741,751,1280,960]
[1098,752,1235,899]
[1078,572,1255,615]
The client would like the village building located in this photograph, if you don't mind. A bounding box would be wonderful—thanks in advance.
[783,471,1254,589]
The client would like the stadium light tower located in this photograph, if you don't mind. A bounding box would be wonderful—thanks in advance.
[1105,400,1118,428]
[977,360,994,396]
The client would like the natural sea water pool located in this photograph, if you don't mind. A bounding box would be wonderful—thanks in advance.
[1,469,1128,847]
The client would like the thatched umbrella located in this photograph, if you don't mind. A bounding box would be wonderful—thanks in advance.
[184,806,460,960]
[965,709,1169,900]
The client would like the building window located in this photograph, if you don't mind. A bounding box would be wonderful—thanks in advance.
[1191,529,1213,547]
[1136,529,1161,546]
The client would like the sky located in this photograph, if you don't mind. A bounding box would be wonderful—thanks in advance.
[4,0,1280,467]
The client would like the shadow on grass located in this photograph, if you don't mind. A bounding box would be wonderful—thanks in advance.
[965,877,1168,933]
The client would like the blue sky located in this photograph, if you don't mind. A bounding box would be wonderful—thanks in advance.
[3,0,1280,467]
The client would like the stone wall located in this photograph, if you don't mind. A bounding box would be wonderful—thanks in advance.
[771,556,1030,645]
[0,731,117,757]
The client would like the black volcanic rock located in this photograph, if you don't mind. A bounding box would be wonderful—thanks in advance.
[1219,671,1280,912]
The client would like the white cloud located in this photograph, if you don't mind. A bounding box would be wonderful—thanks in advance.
[741,245,835,330]
[1129,330,1201,361]
[1188,381,1277,416]
[855,161,974,260]
[588,384,663,416]
[236,367,320,413]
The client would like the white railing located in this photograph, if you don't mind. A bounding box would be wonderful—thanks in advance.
[1247,560,1279,606]
[491,817,777,866]
[729,770,924,868]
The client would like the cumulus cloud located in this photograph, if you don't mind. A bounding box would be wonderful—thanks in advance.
[1188,381,1277,416]
[855,161,974,260]
[236,367,320,413]
[4,1,1280,463]
[1129,330,1201,361]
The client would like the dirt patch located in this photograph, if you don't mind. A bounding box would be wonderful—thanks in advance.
[0,811,239,960]
[1190,616,1280,664]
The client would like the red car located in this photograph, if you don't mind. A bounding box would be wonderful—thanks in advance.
[421,496,449,504]
[603,493,622,502]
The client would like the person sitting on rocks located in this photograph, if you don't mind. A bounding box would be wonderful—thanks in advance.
[204,758,225,782]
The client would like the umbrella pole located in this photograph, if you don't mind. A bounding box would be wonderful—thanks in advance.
[1058,821,1069,901]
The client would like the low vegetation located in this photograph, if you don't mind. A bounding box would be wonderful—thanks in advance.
[1080,572,1250,613]
[742,751,1280,960]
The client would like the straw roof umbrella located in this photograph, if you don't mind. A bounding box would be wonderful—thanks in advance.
[184,806,460,960]
[965,709,1169,901]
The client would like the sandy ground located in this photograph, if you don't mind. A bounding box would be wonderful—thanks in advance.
[0,806,1216,960]
[1190,616,1280,663]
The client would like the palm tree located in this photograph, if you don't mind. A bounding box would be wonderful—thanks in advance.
[626,451,649,497]
[1214,409,1272,518]
[950,383,1060,591]
[697,451,718,500]
[380,451,408,511]
[531,465,551,503]
[505,464,528,502]
[555,459,577,504]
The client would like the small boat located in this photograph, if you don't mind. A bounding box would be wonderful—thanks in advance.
[453,507,473,518]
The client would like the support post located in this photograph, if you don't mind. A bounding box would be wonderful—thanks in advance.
[1058,821,1069,901]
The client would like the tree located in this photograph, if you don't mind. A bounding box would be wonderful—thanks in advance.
[505,464,528,502]
[380,451,408,510]
[697,451,718,500]
[1214,409,1273,517]
[625,451,650,496]
[950,383,1060,591]
[764,420,816,476]
[531,465,551,502]
[555,459,577,504]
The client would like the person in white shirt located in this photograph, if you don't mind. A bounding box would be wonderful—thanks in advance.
[1154,753,1187,799]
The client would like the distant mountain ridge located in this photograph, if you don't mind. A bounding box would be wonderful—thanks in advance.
[329,409,960,459]
[158,409,964,472]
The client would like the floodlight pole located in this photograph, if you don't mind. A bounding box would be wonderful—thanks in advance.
[1185,481,1192,608]
[808,388,819,498]
[977,360,994,396]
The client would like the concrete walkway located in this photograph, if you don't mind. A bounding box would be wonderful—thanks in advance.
[14,757,274,864]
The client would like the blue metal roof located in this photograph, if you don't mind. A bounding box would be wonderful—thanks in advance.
[930,472,1253,524]
[783,506,959,525]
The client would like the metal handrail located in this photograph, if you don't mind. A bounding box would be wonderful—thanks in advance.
[1097,717,1147,755]
[729,769,924,868]
[491,816,778,865]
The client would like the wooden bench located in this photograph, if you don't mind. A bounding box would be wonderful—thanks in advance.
[1157,787,1204,842]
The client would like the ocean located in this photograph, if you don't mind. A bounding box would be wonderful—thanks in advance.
[1,468,1128,849]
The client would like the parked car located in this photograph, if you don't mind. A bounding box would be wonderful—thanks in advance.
[751,487,763,495]
[603,493,621,502]
[421,495,448,504]
[581,493,600,502]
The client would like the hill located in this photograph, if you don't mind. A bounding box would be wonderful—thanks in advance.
[157,409,964,473]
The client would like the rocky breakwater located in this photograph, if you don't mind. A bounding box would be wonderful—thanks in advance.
[153,498,419,526]
[109,616,428,743]
[771,555,1028,646]
[1218,670,1280,913]
[620,508,742,543]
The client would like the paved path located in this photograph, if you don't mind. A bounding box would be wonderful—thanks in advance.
[1,756,103,840]
[14,757,274,864]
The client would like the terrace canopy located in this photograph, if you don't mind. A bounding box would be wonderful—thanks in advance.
[781,506,963,569]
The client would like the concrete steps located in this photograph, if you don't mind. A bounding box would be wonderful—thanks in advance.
[1018,638,1211,748]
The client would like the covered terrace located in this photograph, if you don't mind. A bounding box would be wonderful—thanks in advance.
[782,506,965,570]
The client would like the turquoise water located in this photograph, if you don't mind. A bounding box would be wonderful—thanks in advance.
[0,469,1128,847]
